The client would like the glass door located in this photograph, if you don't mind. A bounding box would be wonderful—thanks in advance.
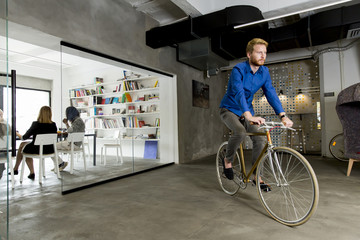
[60,42,175,194]
[0,0,9,238]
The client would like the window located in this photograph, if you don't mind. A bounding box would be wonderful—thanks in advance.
[1,86,51,133]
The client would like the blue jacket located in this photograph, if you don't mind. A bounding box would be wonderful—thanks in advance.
[220,61,284,117]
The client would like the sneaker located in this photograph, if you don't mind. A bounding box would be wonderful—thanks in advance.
[221,158,234,180]
[52,162,68,173]
[59,162,68,172]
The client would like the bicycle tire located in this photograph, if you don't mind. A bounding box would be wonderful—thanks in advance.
[329,133,349,162]
[216,142,241,195]
[256,147,319,226]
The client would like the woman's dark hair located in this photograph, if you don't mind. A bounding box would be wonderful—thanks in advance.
[66,106,80,122]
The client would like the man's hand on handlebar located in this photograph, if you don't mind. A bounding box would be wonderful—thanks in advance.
[281,116,293,128]
[247,116,266,125]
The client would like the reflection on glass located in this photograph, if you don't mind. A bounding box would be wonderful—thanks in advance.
[60,43,173,194]
[0,0,9,238]
[2,88,50,133]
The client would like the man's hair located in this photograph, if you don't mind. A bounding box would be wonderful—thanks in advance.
[37,106,53,124]
[246,38,268,54]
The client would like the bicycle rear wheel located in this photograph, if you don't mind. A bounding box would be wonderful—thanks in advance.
[256,147,319,226]
[216,142,241,195]
[329,133,348,162]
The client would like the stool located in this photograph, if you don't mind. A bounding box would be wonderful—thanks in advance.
[347,158,360,176]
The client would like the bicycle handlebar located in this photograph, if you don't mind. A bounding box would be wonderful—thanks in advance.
[259,121,296,131]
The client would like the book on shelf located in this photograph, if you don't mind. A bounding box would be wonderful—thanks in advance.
[127,116,140,128]
[105,98,111,104]
[101,118,123,129]
[124,80,141,91]
[95,77,104,84]
[112,97,119,104]
[77,101,86,107]
[94,107,103,115]
[113,83,122,93]
[121,94,126,103]
[143,140,158,159]
[97,86,105,94]
[124,92,132,102]
[139,120,145,128]
[128,105,135,113]
[155,128,160,139]
[155,118,160,127]
[94,96,103,105]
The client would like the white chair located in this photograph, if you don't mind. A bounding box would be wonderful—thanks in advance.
[57,132,86,174]
[0,151,15,189]
[82,132,92,162]
[101,130,123,165]
[20,133,60,185]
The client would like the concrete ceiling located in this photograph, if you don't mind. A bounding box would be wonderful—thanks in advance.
[123,0,358,26]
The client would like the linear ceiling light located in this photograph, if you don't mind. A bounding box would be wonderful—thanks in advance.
[234,0,352,30]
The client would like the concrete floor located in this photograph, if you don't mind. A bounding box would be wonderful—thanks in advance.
[2,154,360,240]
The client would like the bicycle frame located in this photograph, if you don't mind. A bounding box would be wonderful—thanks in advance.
[238,129,287,186]
[217,121,319,226]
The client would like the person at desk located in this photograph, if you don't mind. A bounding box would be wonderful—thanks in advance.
[52,106,85,172]
[11,106,57,180]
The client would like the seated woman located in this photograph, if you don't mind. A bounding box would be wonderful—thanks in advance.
[53,106,85,172]
[12,106,57,180]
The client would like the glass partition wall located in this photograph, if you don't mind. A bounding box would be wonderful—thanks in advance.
[60,42,176,193]
[0,0,9,238]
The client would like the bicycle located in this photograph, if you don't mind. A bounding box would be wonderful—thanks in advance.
[329,133,349,162]
[216,122,319,226]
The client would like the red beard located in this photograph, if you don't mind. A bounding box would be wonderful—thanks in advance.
[251,58,265,66]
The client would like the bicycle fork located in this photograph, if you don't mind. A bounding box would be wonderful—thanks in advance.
[265,130,289,187]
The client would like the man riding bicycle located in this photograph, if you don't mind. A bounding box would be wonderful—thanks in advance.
[219,38,293,181]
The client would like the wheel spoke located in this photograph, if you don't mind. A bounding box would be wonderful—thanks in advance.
[216,142,240,195]
[257,147,319,226]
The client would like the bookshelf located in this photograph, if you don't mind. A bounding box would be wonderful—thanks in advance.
[69,74,161,160]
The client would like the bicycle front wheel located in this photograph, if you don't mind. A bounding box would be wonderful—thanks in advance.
[256,147,319,226]
[216,142,241,195]
[329,133,348,162]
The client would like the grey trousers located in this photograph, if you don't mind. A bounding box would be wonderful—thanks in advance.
[220,108,266,165]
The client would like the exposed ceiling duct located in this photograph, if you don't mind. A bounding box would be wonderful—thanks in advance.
[145,3,360,72]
